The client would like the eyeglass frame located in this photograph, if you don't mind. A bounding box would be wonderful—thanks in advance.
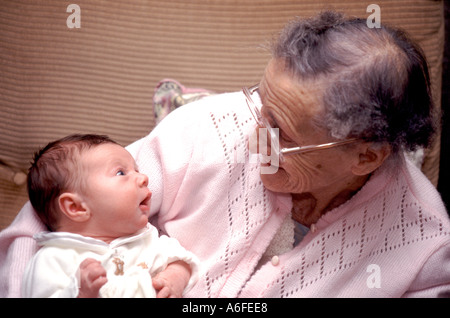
[242,84,358,160]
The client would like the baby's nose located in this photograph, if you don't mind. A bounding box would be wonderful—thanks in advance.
[138,173,149,187]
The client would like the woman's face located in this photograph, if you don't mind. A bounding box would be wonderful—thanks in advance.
[258,59,360,196]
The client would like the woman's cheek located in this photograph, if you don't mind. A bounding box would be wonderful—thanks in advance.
[261,157,318,193]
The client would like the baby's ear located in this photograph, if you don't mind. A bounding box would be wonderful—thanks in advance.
[58,192,90,223]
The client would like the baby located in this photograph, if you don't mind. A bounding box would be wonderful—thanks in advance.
[22,134,199,298]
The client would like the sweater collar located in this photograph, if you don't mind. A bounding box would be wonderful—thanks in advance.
[309,154,401,232]
[34,223,152,251]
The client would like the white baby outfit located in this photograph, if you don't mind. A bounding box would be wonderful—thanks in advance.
[22,223,199,298]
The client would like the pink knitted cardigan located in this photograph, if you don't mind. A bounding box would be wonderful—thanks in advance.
[1,92,450,297]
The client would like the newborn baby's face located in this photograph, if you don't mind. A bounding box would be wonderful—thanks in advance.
[81,143,151,241]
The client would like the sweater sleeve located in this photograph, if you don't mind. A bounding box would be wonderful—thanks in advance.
[403,242,450,298]
[0,201,46,297]
[147,230,200,294]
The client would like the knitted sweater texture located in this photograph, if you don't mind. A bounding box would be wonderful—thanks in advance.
[1,92,449,297]
[128,92,450,297]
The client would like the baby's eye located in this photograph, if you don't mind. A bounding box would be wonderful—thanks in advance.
[116,170,125,176]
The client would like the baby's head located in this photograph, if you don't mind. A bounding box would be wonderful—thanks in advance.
[28,134,151,240]
[28,134,115,230]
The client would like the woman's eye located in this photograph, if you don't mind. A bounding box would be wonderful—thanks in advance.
[270,120,293,144]
[262,108,295,145]
[280,131,294,143]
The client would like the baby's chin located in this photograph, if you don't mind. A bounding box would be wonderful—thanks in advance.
[137,216,149,229]
[125,217,150,236]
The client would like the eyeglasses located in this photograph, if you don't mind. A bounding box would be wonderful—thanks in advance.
[242,84,357,162]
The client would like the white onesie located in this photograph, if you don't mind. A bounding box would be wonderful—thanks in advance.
[22,223,199,298]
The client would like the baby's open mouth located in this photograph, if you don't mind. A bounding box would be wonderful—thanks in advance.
[139,192,152,210]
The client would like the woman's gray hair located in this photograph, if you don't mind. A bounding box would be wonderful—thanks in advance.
[272,11,437,154]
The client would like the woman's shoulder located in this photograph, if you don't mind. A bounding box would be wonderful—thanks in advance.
[401,155,449,221]
[153,91,249,131]
[145,90,254,159]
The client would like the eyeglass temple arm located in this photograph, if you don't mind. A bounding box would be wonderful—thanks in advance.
[280,138,358,155]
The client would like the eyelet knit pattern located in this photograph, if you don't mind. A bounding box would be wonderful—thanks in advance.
[139,92,450,297]
[1,92,449,297]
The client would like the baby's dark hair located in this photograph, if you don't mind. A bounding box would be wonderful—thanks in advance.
[27,134,118,231]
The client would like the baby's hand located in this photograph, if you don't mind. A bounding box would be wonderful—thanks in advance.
[152,260,191,298]
[78,258,107,298]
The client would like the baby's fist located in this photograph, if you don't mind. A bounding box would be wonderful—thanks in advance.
[78,258,107,298]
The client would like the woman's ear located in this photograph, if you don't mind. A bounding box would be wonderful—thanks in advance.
[351,143,391,176]
[58,192,90,223]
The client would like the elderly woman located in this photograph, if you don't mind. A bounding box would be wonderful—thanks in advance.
[1,11,449,298]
